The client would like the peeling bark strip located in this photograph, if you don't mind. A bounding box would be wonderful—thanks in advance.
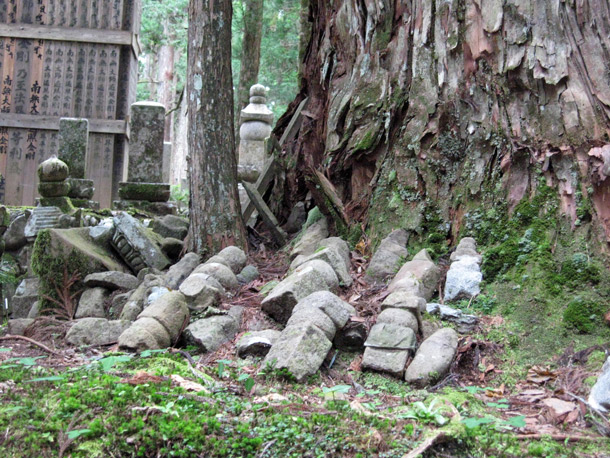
[274,0,610,244]
[186,0,247,255]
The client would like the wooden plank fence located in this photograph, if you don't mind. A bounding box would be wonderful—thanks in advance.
[0,0,141,208]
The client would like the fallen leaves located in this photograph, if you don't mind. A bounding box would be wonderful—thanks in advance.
[119,371,166,385]
[526,366,557,385]
[542,398,580,423]
[170,374,208,392]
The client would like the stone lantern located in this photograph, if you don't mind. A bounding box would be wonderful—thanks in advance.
[238,84,273,182]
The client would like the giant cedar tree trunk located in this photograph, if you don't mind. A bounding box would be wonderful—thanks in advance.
[275,0,610,252]
[187,0,247,255]
[237,0,264,111]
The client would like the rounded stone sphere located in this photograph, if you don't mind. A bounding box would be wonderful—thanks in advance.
[38,156,69,182]
[249,84,267,98]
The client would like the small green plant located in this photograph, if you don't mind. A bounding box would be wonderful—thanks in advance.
[170,184,189,210]
[321,384,351,400]
[399,399,448,426]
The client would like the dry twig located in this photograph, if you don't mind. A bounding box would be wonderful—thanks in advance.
[0,334,63,357]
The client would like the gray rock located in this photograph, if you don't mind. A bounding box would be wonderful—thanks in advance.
[386,273,424,298]
[164,252,200,289]
[138,291,189,342]
[388,249,440,300]
[27,301,40,319]
[7,318,35,336]
[292,291,355,328]
[318,237,351,264]
[84,271,139,291]
[365,323,417,350]
[227,305,244,324]
[216,246,248,274]
[261,262,336,324]
[161,237,183,261]
[421,320,442,340]
[66,318,131,346]
[89,219,115,245]
[284,202,307,233]
[264,323,332,381]
[184,314,240,352]
[376,308,419,333]
[110,292,130,318]
[361,347,409,378]
[444,256,482,302]
[179,273,224,310]
[75,287,109,319]
[119,291,189,351]
[381,291,426,313]
[412,249,433,262]
[237,265,259,284]
[111,212,170,273]
[237,329,281,358]
[589,357,610,412]
[450,237,482,262]
[137,267,164,282]
[295,260,340,290]
[366,229,409,283]
[4,211,30,251]
[404,328,459,386]
[119,274,167,321]
[291,219,328,259]
[119,317,171,351]
[193,262,239,290]
[152,215,189,240]
[290,245,352,287]
[287,306,337,340]
[426,303,479,333]
[146,286,170,306]
[205,255,231,268]
[11,277,39,318]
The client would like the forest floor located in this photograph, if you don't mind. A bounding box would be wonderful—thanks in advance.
[1,247,610,458]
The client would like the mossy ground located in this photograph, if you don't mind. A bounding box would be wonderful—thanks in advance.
[1,348,607,458]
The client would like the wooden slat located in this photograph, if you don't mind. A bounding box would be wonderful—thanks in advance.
[241,156,277,221]
[279,97,308,146]
[0,113,126,134]
[0,23,133,46]
[242,181,287,246]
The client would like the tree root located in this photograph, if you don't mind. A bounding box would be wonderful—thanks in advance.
[0,335,63,357]
[401,431,448,458]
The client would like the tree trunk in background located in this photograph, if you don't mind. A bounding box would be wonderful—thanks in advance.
[156,40,175,142]
[274,0,610,253]
[186,0,247,256]
[237,0,264,111]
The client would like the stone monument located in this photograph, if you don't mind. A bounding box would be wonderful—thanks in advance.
[57,117,98,209]
[115,101,175,214]
[24,156,73,240]
[238,84,273,182]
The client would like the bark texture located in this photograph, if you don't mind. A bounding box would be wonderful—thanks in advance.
[275,0,610,250]
[187,0,247,255]
[237,0,265,111]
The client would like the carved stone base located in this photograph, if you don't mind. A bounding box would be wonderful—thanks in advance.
[113,199,177,216]
[70,198,100,210]
[118,182,170,202]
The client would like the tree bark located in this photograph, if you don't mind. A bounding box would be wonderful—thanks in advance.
[186,0,247,256]
[274,0,610,251]
[237,0,264,112]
